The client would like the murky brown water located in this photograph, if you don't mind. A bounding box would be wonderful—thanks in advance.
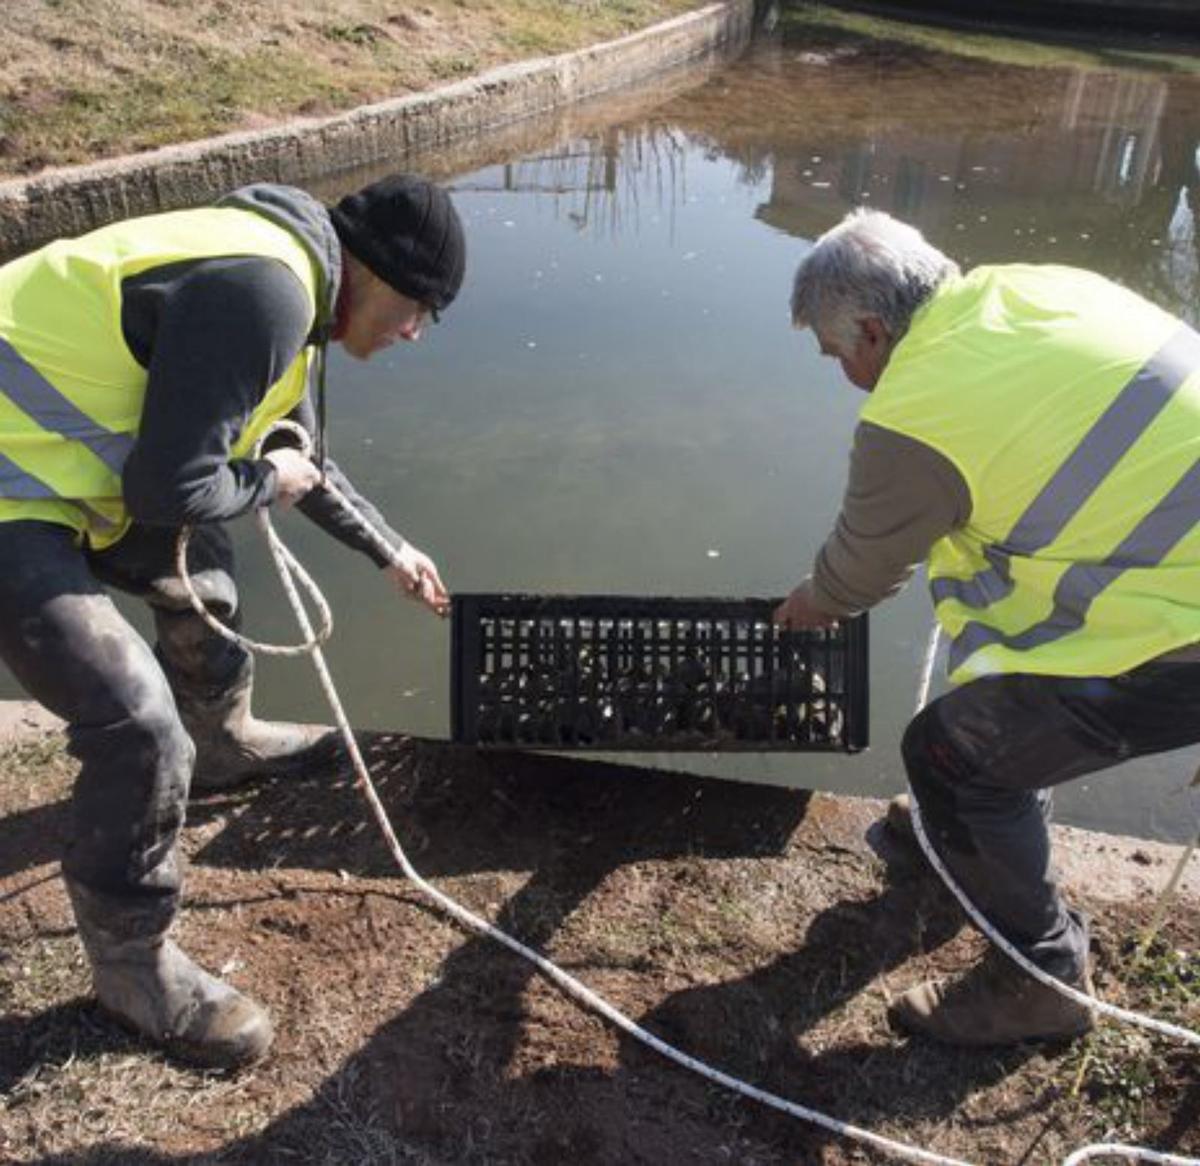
[6,14,1199,839]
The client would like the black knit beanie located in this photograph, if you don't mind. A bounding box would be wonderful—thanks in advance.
[329,174,466,311]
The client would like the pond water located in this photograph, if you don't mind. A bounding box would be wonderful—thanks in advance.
[7,11,1200,841]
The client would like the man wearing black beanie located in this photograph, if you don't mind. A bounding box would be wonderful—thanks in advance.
[330,172,466,332]
[0,172,465,1069]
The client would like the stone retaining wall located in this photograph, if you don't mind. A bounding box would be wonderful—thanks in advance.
[0,0,755,258]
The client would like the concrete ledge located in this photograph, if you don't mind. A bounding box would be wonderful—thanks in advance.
[0,0,755,259]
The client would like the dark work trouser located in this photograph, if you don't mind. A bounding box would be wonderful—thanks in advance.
[0,519,247,933]
[903,661,1200,981]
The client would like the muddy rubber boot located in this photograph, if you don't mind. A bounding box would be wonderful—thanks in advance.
[153,607,340,792]
[67,880,273,1069]
[888,950,1095,1046]
[177,667,341,792]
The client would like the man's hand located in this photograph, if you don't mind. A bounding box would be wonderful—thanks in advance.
[386,542,450,617]
[773,580,839,630]
[264,448,323,509]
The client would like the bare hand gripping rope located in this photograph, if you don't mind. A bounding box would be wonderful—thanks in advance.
[174,422,1199,1166]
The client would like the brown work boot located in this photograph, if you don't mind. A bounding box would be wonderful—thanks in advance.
[178,672,341,792]
[889,950,1095,1046]
[68,881,273,1069]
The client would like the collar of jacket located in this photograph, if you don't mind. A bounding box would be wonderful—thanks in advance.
[216,183,341,347]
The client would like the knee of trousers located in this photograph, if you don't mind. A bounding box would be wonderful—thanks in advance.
[901,704,978,853]
[153,606,250,695]
[145,523,239,623]
[64,683,197,890]
[136,701,197,781]
[151,566,240,623]
[67,655,196,772]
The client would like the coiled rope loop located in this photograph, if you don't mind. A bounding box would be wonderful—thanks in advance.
[175,420,333,657]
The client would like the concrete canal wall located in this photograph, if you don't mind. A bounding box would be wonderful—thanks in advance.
[0,0,755,258]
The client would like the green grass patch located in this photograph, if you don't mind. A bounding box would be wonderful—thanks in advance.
[1063,938,1199,1140]
[780,2,1200,75]
[6,48,365,169]
[321,21,388,48]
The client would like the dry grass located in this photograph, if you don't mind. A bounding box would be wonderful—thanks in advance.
[0,0,702,176]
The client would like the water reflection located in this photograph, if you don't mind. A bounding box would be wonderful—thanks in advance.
[675,35,1200,322]
[453,127,695,242]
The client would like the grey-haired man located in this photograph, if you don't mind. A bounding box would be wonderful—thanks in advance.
[776,208,1200,1047]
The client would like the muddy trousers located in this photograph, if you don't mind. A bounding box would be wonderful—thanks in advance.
[0,519,249,932]
[903,661,1200,982]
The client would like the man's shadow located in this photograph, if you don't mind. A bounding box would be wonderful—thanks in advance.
[11,736,1046,1162]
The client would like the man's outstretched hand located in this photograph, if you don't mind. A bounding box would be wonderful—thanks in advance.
[386,542,450,617]
[773,580,838,630]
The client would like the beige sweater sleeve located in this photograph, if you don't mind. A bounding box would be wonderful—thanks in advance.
[807,420,972,616]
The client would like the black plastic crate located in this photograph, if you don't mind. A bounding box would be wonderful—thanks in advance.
[451,595,868,752]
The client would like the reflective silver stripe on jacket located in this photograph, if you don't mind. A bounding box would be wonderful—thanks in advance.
[0,450,57,500]
[0,336,136,475]
[0,450,118,530]
[950,457,1200,673]
[932,325,1200,612]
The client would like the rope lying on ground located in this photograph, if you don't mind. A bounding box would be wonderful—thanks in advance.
[175,423,1199,1166]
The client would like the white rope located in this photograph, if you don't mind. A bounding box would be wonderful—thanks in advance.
[175,422,333,657]
[1136,792,1200,960]
[1062,1149,1200,1166]
[175,429,1198,1166]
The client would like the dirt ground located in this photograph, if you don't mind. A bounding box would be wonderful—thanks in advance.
[0,727,1197,1165]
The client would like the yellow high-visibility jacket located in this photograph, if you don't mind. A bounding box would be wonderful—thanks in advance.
[0,204,325,547]
[861,264,1200,682]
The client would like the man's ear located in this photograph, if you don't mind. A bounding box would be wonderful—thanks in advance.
[858,315,892,352]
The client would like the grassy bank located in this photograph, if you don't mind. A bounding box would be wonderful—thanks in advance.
[0,0,700,178]
[783,1,1200,74]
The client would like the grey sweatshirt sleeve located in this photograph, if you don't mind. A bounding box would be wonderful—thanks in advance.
[120,255,405,567]
[120,256,303,524]
[273,393,408,569]
[807,420,972,616]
